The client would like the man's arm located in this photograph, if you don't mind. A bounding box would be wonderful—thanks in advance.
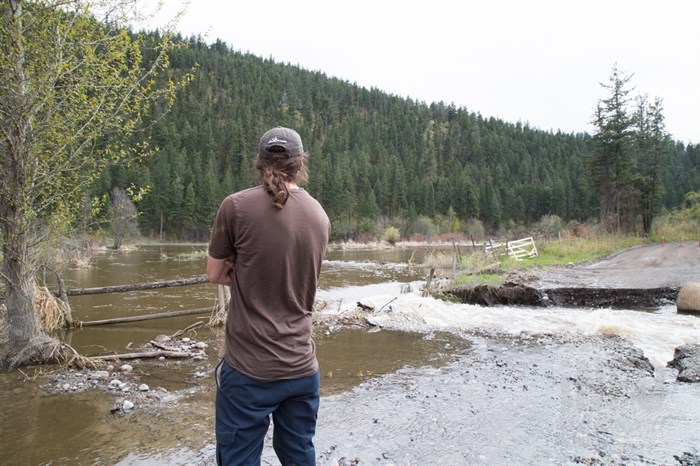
[207,255,234,286]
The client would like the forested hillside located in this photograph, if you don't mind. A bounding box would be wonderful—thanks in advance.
[95,35,699,241]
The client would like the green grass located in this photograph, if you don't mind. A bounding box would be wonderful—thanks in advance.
[450,234,643,286]
[450,273,505,286]
[501,236,642,269]
[502,235,641,270]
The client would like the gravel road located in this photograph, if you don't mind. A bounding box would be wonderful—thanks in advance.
[531,243,699,289]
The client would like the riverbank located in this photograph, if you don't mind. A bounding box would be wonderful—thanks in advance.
[301,333,697,466]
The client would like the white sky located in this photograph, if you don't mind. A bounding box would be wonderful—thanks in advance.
[153,0,700,144]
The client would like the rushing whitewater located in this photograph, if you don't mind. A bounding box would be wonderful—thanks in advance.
[318,274,699,370]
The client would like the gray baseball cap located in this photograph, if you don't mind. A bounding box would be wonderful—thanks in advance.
[259,126,304,158]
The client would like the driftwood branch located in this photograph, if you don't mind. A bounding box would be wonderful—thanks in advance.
[77,307,215,327]
[149,340,177,351]
[59,275,210,297]
[91,350,192,361]
[377,297,398,313]
[171,321,205,338]
[356,301,374,311]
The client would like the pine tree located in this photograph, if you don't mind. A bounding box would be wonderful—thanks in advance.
[590,65,636,232]
[633,95,668,234]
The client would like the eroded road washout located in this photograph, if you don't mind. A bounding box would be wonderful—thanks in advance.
[444,282,678,308]
[445,242,698,309]
[263,244,700,465]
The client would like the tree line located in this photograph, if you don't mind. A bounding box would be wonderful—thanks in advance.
[94,35,699,243]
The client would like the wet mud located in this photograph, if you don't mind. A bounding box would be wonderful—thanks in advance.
[668,344,700,383]
[444,283,678,308]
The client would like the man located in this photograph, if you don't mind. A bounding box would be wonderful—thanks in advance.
[207,126,330,465]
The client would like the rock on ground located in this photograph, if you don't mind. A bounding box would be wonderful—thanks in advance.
[668,344,700,383]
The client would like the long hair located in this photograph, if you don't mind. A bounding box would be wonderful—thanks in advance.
[255,149,309,209]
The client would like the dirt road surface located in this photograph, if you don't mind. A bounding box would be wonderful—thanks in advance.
[532,243,699,289]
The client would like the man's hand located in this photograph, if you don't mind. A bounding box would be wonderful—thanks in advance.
[207,255,234,286]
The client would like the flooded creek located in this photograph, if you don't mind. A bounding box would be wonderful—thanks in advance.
[0,327,467,466]
[0,244,698,465]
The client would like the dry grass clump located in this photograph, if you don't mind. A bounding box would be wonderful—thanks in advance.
[0,303,7,356]
[63,343,101,370]
[208,308,227,327]
[424,247,499,277]
[35,285,70,332]
[422,248,454,269]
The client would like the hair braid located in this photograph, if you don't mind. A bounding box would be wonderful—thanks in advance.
[255,152,308,209]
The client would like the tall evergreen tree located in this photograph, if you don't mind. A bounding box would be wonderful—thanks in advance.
[632,95,668,234]
[590,65,635,232]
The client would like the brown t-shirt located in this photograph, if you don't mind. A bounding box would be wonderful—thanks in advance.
[208,186,330,381]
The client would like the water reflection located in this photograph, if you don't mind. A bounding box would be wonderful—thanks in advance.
[0,376,126,466]
[316,328,470,395]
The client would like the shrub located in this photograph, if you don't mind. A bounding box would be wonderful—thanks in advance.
[536,215,565,239]
[381,226,401,245]
[408,216,436,240]
[464,218,485,239]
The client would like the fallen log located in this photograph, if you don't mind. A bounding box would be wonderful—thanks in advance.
[77,307,215,327]
[91,350,192,361]
[59,275,210,297]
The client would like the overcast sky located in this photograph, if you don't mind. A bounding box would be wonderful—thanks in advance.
[154,0,700,144]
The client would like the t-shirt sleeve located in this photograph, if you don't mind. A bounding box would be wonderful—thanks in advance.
[208,197,236,260]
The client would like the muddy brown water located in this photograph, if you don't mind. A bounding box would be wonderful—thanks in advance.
[1,244,698,465]
[0,245,464,465]
[0,327,469,466]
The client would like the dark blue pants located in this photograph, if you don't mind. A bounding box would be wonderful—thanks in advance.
[215,359,320,466]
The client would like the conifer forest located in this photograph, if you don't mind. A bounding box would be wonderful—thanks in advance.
[94,35,699,242]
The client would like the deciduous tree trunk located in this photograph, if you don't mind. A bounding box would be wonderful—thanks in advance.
[1,0,180,367]
[0,193,58,367]
[1,0,60,367]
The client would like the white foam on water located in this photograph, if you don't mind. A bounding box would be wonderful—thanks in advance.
[319,285,700,368]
